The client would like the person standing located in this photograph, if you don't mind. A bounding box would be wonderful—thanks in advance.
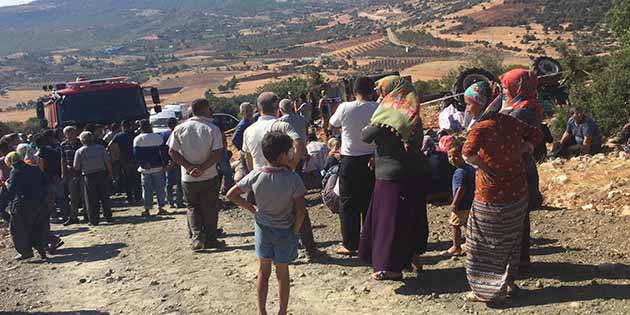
[461,81,543,303]
[226,132,307,315]
[74,131,113,226]
[162,118,185,209]
[359,75,430,280]
[60,126,85,225]
[104,123,123,194]
[319,90,332,134]
[295,93,312,126]
[232,102,255,181]
[243,92,319,259]
[4,152,50,261]
[109,121,142,204]
[34,131,70,224]
[168,99,225,251]
[329,77,378,256]
[134,119,169,217]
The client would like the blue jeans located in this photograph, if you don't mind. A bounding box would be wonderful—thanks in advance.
[141,172,166,210]
[166,167,184,206]
[217,152,235,191]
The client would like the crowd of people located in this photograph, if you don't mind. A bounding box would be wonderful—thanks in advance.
[1,66,628,314]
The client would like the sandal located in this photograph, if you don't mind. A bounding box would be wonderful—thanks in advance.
[334,246,356,256]
[372,271,403,281]
[465,292,490,303]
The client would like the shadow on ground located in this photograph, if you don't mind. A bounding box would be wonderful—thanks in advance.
[47,242,126,264]
[1,312,109,315]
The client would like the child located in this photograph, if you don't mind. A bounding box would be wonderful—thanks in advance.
[226,131,307,315]
[447,140,475,256]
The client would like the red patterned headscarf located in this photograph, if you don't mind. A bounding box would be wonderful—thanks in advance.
[500,69,543,121]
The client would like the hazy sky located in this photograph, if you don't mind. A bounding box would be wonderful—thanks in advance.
[0,0,33,7]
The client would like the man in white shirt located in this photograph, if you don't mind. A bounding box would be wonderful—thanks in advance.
[243,92,321,258]
[168,99,225,251]
[329,76,378,256]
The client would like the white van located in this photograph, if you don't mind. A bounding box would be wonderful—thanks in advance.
[150,110,177,134]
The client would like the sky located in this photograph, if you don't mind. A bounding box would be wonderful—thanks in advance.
[0,0,33,7]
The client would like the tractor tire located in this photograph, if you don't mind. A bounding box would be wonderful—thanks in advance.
[531,56,563,81]
[451,68,497,112]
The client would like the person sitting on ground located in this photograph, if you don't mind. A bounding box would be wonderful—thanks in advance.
[301,130,328,189]
[74,131,113,226]
[4,152,50,261]
[447,139,475,257]
[226,131,307,315]
[610,120,630,153]
[551,107,603,158]
[323,137,341,173]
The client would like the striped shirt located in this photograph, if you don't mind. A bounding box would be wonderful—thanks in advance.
[133,132,168,174]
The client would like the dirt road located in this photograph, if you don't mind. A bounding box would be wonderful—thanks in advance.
[2,192,630,315]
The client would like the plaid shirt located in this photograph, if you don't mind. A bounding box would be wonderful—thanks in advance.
[60,140,83,177]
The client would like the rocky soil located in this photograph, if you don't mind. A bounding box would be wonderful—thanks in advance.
[1,155,630,314]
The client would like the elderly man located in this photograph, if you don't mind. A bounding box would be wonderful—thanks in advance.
[552,107,603,158]
[168,99,225,251]
[243,92,320,259]
[60,126,85,225]
[74,131,113,226]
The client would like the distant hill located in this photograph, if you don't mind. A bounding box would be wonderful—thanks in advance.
[0,0,326,54]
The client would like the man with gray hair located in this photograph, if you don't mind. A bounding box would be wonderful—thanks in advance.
[60,126,84,225]
[74,131,113,226]
[243,92,320,259]
[278,99,307,141]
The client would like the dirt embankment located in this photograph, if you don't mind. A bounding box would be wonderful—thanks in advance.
[2,180,630,314]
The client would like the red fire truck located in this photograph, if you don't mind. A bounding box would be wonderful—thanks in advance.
[37,77,160,128]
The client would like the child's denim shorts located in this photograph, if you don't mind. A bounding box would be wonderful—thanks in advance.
[255,222,299,264]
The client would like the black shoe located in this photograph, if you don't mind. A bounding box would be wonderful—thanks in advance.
[105,217,114,223]
[15,253,34,261]
[216,228,226,238]
[49,239,64,251]
[63,218,79,226]
[205,239,226,249]
[191,239,205,252]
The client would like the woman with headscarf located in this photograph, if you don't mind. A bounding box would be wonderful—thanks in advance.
[358,76,430,281]
[462,81,543,302]
[500,69,545,267]
[4,152,50,261]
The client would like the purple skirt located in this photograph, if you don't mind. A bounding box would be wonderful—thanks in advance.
[359,178,428,273]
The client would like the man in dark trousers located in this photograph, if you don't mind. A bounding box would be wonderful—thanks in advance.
[108,120,142,205]
[60,126,85,225]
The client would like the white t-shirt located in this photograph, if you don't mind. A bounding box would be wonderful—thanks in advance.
[242,115,301,171]
[167,116,224,182]
[303,141,328,173]
[329,100,378,156]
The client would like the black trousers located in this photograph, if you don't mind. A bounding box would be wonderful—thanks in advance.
[338,155,374,251]
[10,198,48,257]
[120,160,142,202]
[84,171,112,225]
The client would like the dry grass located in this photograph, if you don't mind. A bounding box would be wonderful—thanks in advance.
[0,89,46,109]
[0,109,36,122]
[400,59,466,81]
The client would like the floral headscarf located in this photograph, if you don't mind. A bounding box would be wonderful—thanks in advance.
[4,151,23,168]
[500,69,543,121]
[371,75,421,143]
[464,81,503,122]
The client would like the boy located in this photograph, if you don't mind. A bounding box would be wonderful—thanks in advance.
[447,140,475,256]
[226,131,307,315]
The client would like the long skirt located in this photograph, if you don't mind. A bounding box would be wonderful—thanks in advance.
[465,197,528,301]
[359,178,428,273]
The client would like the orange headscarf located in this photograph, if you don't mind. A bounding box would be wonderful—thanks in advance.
[500,69,543,121]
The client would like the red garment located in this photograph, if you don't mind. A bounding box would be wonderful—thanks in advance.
[500,69,543,121]
[462,114,543,204]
